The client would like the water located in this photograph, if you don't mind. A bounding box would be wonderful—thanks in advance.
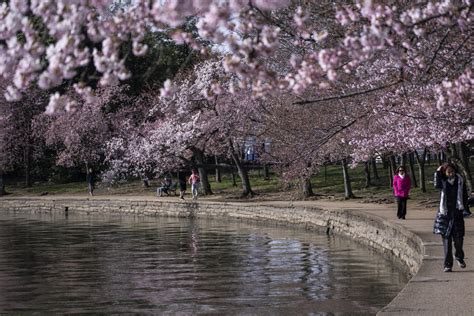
[0,212,408,314]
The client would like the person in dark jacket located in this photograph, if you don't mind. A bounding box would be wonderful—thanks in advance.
[178,172,187,200]
[433,163,468,272]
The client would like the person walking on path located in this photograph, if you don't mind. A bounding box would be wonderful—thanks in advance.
[86,168,95,196]
[178,172,187,200]
[393,165,411,219]
[189,170,200,200]
[433,163,468,272]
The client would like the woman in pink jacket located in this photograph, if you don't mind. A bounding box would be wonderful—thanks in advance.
[393,165,411,219]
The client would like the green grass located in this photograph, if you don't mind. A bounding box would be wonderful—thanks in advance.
[3,162,448,204]
[6,181,88,195]
[309,163,441,200]
[208,171,281,193]
[4,179,157,197]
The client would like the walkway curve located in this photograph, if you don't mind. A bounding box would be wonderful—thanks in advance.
[0,196,472,315]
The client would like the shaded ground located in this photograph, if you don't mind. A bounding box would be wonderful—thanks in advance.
[2,180,441,212]
[3,163,443,210]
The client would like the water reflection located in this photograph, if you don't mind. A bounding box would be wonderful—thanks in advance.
[0,212,408,314]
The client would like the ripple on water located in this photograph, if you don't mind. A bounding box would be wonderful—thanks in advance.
[0,212,408,314]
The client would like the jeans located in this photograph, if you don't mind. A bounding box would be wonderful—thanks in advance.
[396,197,408,219]
[88,183,94,196]
[192,183,200,200]
[442,235,464,268]
[157,187,169,196]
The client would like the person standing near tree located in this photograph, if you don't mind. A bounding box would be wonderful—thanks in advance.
[433,163,468,272]
[87,168,95,196]
[178,172,187,200]
[189,169,200,200]
[393,165,411,219]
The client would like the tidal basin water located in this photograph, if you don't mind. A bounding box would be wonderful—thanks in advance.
[0,211,408,314]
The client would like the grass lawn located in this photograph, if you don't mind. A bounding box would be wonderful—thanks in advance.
[3,162,446,207]
[310,163,442,200]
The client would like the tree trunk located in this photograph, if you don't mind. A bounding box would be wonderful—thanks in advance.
[231,154,254,197]
[389,155,396,188]
[192,148,212,195]
[302,177,314,198]
[198,168,212,195]
[456,142,473,193]
[449,143,473,193]
[85,161,90,177]
[364,161,371,188]
[408,152,418,188]
[215,156,222,183]
[263,164,270,180]
[371,158,379,180]
[231,171,237,187]
[382,156,388,169]
[229,139,254,197]
[388,162,393,188]
[24,145,32,187]
[401,153,408,167]
[414,148,427,193]
[0,173,6,196]
[342,159,354,199]
[437,150,447,165]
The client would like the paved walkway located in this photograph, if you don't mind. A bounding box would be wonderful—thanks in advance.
[4,194,474,314]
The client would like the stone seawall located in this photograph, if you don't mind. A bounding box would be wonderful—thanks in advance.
[0,197,424,276]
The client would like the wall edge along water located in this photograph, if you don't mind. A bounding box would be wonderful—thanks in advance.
[0,197,425,312]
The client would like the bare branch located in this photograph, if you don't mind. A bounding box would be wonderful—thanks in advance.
[294,79,402,105]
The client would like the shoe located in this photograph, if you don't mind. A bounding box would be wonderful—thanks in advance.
[444,266,452,272]
[456,258,466,269]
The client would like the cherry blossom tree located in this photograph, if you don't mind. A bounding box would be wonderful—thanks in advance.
[259,91,366,198]
[104,58,263,196]
[2,1,471,109]
[259,97,321,197]
[43,85,129,177]
[103,117,189,185]
[344,69,473,190]
[0,80,49,188]
[206,1,471,193]
[159,58,265,196]
[0,80,13,194]
[0,0,471,195]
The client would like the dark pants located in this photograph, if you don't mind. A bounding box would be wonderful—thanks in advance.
[396,197,408,219]
[442,235,464,268]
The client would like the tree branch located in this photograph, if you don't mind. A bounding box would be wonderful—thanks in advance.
[422,28,451,79]
[409,5,471,27]
[294,79,402,105]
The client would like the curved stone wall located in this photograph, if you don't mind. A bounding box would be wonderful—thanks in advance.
[0,197,424,276]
